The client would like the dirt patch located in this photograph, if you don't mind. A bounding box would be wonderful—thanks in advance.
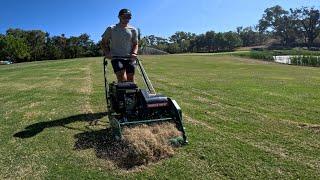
[79,65,94,124]
[23,111,42,120]
[298,123,320,134]
[184,115,214,130]
[241,139,288,158]
[78,67,93,95]
[195,96,218,106]
[74,122,182,169]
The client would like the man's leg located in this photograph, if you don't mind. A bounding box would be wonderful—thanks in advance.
[126,60,136,82]
[126,73,134,82]
[112,59,127,82]
[115,70,127,82]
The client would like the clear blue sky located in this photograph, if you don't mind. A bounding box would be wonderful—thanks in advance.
[1,0,319,42]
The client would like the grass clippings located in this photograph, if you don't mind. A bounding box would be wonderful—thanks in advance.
[74,122,182,169]
[121,122,182,168]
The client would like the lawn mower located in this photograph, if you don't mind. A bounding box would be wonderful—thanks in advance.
[103,57,188,144]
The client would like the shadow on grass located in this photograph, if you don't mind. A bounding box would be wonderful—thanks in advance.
[14,111,161,169]
[13,112,108,138]
[74,128,146,169]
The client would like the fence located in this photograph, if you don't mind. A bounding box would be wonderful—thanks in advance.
[273,55,320,67]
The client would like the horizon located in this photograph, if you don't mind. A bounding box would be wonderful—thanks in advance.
[1,0,319,42]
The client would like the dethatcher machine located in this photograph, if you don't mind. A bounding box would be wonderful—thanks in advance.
[103,57,188,144]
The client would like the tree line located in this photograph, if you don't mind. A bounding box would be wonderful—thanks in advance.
[0,29,102,63]
[259,6,320,48]
[1,5,319,62]
[140,5,320,53]
[140,30,267,54]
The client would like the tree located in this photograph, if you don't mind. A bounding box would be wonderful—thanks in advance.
[88,41,102,57]
[167,43,180,54]
[214,33,227,51]
[190,34,206,52]
[258,5,296,46]
[141,35,169,52]
[78,33,96,57]
[237,26,263,46]
[0,35,30,62]
[291,7,320,48]
[46,35,67,60]
[205,31,216,52]
[46,36,64,60]
[66,36,83,58]
[6,28,27,39]
[6,28,47,61]
[224,31,243,50]
[26,30,47,61]
[169,31,196,52]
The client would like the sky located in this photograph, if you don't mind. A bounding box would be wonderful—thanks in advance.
[1,0,319,42]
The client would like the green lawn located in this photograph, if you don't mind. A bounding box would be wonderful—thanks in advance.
[1,55,320,179]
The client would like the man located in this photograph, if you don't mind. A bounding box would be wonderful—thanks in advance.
[101,8,139,82]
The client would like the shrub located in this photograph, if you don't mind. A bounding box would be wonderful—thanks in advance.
[234,51,274,61]
[235,50,320,67]
[290,56,320,67]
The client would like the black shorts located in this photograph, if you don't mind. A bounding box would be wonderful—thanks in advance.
[111,58,136,74]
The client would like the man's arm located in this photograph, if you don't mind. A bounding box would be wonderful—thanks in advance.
[131,43,138,55]
[101,27,112,59]
[131,28,139,59]
[101,38,111,59]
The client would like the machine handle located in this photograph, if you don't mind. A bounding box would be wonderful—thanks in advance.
[103,57,110,110]
[136,58,156,94]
